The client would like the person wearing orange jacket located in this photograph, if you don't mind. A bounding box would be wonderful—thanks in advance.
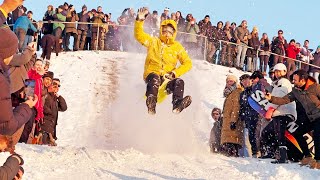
[134,7,192,115]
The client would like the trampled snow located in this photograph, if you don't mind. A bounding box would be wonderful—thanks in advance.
[1,51,320,179]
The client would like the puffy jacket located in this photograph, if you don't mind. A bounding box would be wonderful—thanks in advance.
[134,19,192,80]
[271,78,297,120]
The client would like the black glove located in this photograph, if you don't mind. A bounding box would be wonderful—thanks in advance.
[10,153,24,165]
[230,122,236,130]
[164,72,175,80]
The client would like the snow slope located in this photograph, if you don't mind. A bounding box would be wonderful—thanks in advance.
[2,51,320,180]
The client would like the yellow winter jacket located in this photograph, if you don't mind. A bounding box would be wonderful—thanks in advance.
[134,19,192,80]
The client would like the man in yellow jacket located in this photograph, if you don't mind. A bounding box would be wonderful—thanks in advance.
[134,7,192,115]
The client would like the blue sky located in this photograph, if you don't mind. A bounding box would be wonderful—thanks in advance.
[25,0,319,50]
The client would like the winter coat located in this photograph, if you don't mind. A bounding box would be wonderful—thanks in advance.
[198,20,211,35]
[8,46,35,93]
[65,11,79,34]
[77,11,90,31]
[286,44,300,59]
[234,25,250,45]
[270,77,320,122]
[246,34,260,58]
[209,117,223,150]
[310,52,320,73]
[42,11,54,35]
[42,92,67,138]
[259,38,270,56]
[221,88,244,146]
[91,12,105,28]
[185,22,200,43]
[53,13,66,31]
[28,69,43,121]
[176,17,185,32]
[134,20,192,80]
[0,60,32,135]
[271,78,297,120]
[271,37,287,55]
[239,87,259,128]
[13,15,37,33]
[0,155,22,180]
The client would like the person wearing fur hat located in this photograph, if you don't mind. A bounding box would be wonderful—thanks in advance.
[220,75,244,157]
[0,27,38,138]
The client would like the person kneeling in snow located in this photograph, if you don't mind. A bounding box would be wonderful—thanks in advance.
[134,7,192,114]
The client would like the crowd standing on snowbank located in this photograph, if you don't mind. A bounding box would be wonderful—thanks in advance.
[0,1,320,178]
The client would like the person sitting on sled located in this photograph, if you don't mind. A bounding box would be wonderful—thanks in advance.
[134,7,192,114]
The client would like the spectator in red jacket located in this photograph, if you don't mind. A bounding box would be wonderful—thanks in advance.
[286,39,300,78]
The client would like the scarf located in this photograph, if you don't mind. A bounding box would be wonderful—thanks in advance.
[223,83,237,98]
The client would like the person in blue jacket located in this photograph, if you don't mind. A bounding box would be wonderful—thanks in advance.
[13,12,38,52]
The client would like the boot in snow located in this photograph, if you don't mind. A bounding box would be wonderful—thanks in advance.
[172,96,192,114]
[271,146,288,164]
[146,95,157,115]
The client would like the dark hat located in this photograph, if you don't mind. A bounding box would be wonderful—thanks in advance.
[240,74,251,81]
[91,9,97,13]
[152,10,158,14]
[58,5,64,9]
[0,27,18,59]
[250,71,264,79]
[64,2,69,6]
[43,71,54,80]
[205,15,210,18]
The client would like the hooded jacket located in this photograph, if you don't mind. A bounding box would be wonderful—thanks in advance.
[134,19,192,80]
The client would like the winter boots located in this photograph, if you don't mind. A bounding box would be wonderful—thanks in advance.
[172,96,192,114]
[147,95,192,115]
[271,146,288,164]
[146,95,157,115]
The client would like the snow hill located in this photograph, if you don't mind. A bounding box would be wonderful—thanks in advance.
[2,51,320,179]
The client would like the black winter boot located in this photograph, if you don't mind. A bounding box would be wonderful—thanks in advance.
[146,95,157,115]
[271,146,288,164]
[172,96,192,114]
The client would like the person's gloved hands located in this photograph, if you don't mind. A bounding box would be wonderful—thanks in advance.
[164,72,175,80]
[230,122,236,130]
[10,153,24,165]
[136,7,148,21]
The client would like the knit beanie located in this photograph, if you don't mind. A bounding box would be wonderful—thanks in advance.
[0,27,18,59]
[226,74,237,83]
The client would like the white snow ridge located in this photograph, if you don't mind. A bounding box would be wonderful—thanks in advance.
[3,51,319,179]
